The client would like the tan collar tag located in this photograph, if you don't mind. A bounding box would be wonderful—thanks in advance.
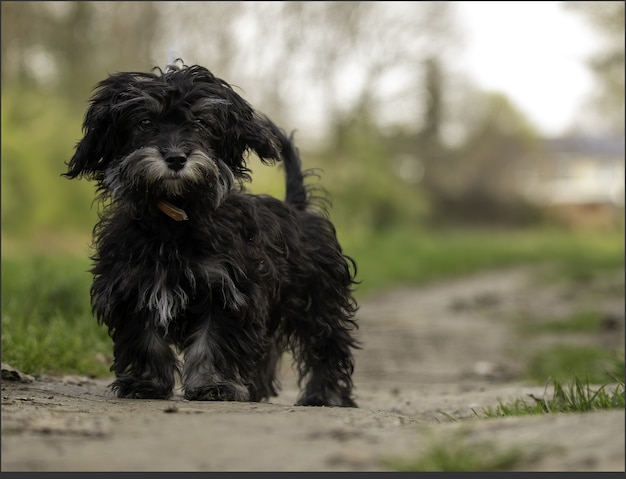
[157,200,189,221]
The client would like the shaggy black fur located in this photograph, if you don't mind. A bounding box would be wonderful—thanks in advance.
[63,61,359,407]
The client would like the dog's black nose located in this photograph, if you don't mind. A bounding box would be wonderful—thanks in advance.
[164,152,187,171]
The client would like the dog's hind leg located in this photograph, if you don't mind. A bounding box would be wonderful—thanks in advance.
[109,323,179,399]
[294,328,358,407]
[289,301,358,408]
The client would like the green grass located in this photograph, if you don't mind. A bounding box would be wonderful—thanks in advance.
[1,255,111,377]
[518,313,624,386]
[525,345,624,385]
[519,311,606,335]
[386,434,529,472]
[2,312,111,377]
[339,225,624,296]
[480,377,625,418]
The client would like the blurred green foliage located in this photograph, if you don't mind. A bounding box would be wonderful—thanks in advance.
[2,87,99,237]
[526,345,624,385]
[518,311,606,335]
[316,125,430,231]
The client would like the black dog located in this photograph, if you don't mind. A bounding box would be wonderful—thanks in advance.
[63,61,359,407]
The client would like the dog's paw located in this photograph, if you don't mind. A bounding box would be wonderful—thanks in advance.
[296,391,357,408]
[184,381,249,402]
[111,376,173,399]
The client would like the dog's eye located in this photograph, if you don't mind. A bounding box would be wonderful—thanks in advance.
[193,119,207,131]
[138,119,153,129]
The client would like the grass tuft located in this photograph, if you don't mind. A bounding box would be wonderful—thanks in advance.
[481,377,625,418]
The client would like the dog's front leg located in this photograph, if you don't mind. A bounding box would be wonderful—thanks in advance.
[109,321,179,399]
[182,317,250,402]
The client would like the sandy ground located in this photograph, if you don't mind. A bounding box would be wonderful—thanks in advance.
[2,267,624,472]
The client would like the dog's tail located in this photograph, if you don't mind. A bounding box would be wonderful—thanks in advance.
[264,120,312,212]
[281,133,309,211]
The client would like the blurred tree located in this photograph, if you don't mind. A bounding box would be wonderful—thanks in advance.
[2,1,459,140]
[433,92,541,225]
[397,74,543,226]
[156,1,458,231]
[294,1,457,146]
[96,2,161,72]
[151,2,246,74]
[419,57,444,148]
[1,2,60,88]
[42,2,96,97]
[565,1,625,133]
[2,2,161,100]
[157,2,458,144]
[414,57,446,203]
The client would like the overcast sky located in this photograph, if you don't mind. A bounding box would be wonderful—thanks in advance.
[454,1,600,136]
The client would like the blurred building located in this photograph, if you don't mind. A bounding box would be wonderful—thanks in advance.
[519,135,625,229]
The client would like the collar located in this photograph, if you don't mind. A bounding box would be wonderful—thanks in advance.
[157,200,189,221]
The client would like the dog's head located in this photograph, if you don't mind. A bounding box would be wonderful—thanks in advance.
[64,62,281,209]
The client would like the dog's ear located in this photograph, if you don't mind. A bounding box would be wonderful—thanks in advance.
[187,67,282,171]
[63,73,137,181]
[209,98,281,169]
[63,102,116,181]
[236,112,282,165]
[207,105,282,175]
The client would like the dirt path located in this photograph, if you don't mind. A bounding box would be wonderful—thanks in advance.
[2,267,624,472]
